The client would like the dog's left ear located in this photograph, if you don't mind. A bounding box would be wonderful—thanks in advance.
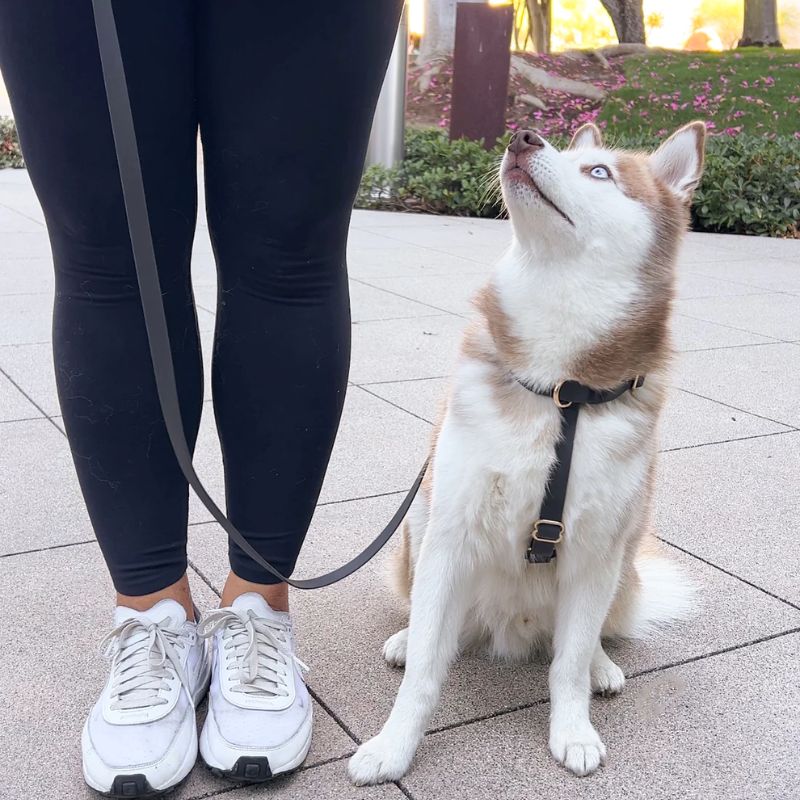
[650,121,706,203]
[568,123,603,150]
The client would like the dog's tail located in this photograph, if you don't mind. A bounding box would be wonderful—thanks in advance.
[604,536,697,640]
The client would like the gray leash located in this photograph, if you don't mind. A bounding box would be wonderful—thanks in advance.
[91,0,426,589]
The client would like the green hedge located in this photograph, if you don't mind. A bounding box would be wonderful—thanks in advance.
[0,117,23,169]
[357,129,800,238]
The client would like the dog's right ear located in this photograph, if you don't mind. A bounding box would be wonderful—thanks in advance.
[568,123,603,150]
[650,121,706,203]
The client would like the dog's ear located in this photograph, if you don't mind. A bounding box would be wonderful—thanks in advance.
[568,123,603,150]
[650,121,706,203]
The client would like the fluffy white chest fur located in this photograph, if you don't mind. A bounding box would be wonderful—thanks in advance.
[440,377,656,654]
[400,250,673,661]
[349,120,707,785]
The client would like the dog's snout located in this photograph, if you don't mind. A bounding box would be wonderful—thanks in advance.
[508,129,544,155]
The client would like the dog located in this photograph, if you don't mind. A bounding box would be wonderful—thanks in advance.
[348,120,706,783]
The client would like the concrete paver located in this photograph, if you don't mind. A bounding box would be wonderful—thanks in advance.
[401,634,800,800]
[674,342,800,428]
[658,432,800,606]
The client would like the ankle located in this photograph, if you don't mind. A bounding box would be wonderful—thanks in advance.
[221,572,289,612]
[116,574,195,621]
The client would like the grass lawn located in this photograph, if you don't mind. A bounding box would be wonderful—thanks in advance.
[599,49,800,138]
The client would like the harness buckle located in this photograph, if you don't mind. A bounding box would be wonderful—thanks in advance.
[531,519,565,544]
[552,382,572,409]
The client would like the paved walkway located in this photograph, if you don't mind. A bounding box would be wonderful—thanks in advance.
[1,166,799,800]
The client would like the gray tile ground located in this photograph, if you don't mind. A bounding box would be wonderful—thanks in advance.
[0,369,42,422]
[674,342,800,428]
[671,313,776,351]
[401,634,800,800]
[1,417,94,554]
[2,167,799,800]
[675,292,800,341]
[0,256,54,295]
[658,432,800,606]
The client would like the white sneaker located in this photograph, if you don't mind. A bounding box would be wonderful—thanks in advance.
[198,593,313,782]
[82,600,211,797]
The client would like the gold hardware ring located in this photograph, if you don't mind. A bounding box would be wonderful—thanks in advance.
[552,382,572,409]
[531,519,565,544]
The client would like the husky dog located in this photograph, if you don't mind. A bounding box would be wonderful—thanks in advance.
[348,121,706,783]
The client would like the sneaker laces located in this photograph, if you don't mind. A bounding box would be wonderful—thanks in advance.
[100,617,193,711]
[198,608,309,698]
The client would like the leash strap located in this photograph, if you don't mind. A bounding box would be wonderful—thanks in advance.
[517,376,645,564]
[91,0,425,589]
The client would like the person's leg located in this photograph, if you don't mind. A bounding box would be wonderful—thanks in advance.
[193,2,402,781]
[0,4,213,795]
[196,0,403,609]
[0,0,201,615]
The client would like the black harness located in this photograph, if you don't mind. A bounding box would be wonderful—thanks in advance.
[514,375,645,564]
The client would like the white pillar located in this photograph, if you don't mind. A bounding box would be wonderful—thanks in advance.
[365,6,409,169]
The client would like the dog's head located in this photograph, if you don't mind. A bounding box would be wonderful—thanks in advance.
[500,122,706,263]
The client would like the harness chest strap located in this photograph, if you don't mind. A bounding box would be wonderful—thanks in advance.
[515,376,646,564]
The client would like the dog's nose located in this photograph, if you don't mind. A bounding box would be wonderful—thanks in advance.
[508,130,544,155]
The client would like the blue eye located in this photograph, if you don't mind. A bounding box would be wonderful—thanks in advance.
[590,166,610,180]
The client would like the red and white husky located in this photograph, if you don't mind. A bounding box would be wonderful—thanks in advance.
[348,121,706,782]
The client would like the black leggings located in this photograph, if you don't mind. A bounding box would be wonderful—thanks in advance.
[0,0,401,595]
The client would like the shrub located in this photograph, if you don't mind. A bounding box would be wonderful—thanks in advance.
[0,117,23,169]
[358,131,507,218]
[358,128,800,238]
[693,134,800,238]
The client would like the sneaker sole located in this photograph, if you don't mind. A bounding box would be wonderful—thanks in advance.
[93,772,190,799]
[199,711,313,785]
[202,756,306,785]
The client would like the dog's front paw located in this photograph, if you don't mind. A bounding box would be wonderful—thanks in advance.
[348,733,414,785]
[382,628,408,668]
[549,720,606,777]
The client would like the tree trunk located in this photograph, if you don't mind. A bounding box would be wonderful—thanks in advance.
[598,0,646,44]
[527,0,552,53]
[738,0,782,47]
[417,0,458,64]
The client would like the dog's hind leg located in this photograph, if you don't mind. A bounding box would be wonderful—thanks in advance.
[590,641,625,696]
[383,627,408,667]
[383,495,429,669]
[348,513,473,785]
